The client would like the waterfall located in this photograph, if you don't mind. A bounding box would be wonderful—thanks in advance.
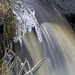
[13,0,75,75]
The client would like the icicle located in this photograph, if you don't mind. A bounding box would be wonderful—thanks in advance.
[10,0,42,46]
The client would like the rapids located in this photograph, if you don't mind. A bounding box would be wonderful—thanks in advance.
[13,0,75,75]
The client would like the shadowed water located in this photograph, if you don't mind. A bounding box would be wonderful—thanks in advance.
[14,0,75,75]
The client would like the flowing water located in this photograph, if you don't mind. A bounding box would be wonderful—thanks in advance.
[13,0,75,75]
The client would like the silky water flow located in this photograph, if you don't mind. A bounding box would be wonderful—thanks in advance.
[13,0,75,75]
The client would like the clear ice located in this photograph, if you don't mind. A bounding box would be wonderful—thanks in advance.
[10,0,42,46]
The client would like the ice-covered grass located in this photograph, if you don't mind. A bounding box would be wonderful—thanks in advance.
[10,0,42,46]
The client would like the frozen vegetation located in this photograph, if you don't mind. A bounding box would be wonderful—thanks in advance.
[10,0,42,46]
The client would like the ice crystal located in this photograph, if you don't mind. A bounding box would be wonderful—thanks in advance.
[10,0,42,46]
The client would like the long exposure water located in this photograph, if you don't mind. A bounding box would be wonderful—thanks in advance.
[13,0,75,75]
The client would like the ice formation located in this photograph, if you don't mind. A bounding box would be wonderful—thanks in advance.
[10,0,42,46]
